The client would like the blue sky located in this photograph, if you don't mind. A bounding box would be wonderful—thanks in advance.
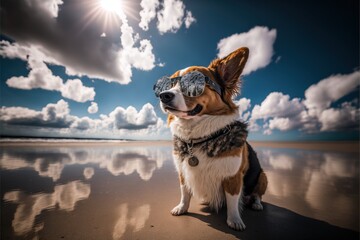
[0,0,359,140]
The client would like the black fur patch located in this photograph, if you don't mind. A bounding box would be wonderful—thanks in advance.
[243,142,263,196]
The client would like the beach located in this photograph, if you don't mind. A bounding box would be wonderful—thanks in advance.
[1,141,359,239]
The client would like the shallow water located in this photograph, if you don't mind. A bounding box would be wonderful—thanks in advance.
[1,142,358,239]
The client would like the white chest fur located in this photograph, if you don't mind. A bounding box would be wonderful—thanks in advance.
[175,151,242,210]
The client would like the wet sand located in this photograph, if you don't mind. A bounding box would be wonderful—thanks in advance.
[1,141,359,239]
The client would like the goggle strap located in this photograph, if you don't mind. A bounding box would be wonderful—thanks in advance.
[204,77,222,97]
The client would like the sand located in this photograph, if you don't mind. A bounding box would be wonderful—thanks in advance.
[1,141,359,239]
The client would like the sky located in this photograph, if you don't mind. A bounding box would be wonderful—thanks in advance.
[0,0,359,141]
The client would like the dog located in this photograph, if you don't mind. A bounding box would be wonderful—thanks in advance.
[153,47,268,231]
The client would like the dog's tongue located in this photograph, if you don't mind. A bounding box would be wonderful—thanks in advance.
[187,104,203,116]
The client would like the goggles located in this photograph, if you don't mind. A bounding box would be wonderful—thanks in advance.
[153,70,222,98]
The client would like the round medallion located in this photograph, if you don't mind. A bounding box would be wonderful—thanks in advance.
[188,156,199,167]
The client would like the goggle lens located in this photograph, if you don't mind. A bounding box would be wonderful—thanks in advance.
[153,70,221,98]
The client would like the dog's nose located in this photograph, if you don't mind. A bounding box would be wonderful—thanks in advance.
[159,91,175,103]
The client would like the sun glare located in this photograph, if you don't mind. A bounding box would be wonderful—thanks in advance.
[100,0,123,16]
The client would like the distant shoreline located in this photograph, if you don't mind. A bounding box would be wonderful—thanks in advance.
[0,139,358,152]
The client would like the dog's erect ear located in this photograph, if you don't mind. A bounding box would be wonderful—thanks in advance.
[208,47,249,96]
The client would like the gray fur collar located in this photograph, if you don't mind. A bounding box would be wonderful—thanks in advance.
[173,121,248,159]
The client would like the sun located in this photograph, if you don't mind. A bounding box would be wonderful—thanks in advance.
[80,0,137,35]
[99,0,124,17]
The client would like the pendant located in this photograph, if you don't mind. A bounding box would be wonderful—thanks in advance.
[188,156,199,167]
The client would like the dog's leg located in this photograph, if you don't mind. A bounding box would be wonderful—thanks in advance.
[223,169,246,231]
[251,194,263,210]
[225,191,245,231]
[171,173,191,215]
[251,171,267,211]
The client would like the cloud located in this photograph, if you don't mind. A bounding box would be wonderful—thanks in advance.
[71,117,96,131]
[0,0,156,84]
[304,70,360,114]
[106,103,158,130]
[184,10,196,28]
[319,102,359,131]
[139,0,160,31]
[156,0,195,34]
[61,79,95,103]
[1,41,95,103]
[88,102,99,114]
[249,70,359,134]
[0,100,168,138]
[138,0,196,34]
[217,26,277,75]
[235,98,251,121]
[251,92,304,120]
[0,100,74,128]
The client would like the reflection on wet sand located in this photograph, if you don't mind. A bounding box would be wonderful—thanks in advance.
[0,146,172,181]
[112,204,150,240]
[3,181,90,236]
[258,148,359,230]
[84,167,95,180]
[1,143,358,239]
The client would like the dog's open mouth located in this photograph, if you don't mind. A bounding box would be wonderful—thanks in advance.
[165,104,203,116]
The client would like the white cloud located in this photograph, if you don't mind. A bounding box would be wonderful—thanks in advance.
[139,0,160,31]
[0,100,168,139]
[61,79,95,103]
[139,0,195,34]
[106,103,158,130]
[2,42,95,103]
[251,92,304,120]
[88,102,99,114]
[319,102,359,131]
[217,26,277,75]
[304,70,360,115]
[156,0,194,34]
[6,53,63,91]
[0,100,74,128]
[268,117,298,131]
[157,0,184,34]
[71,117,97,131]
[184,10,196,29]
[249,70,359,134]
[235,98,251,121]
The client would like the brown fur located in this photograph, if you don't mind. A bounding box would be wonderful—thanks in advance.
[214,147,242,159]
[222,144,249,195]
[179,172,185,185]
[252,171,268,197]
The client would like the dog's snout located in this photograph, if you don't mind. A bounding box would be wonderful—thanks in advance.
[160,91,175,103]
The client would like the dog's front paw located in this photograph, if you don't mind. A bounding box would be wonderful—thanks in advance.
[171,204,188,216]
[227,216,246,231]
[252,202,263,211]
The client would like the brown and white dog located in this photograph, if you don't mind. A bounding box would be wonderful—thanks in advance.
[155,47,267,231]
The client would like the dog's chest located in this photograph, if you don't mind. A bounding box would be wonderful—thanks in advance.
[172,123,248,209]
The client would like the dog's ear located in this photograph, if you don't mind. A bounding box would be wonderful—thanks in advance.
[208,47,249,96]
